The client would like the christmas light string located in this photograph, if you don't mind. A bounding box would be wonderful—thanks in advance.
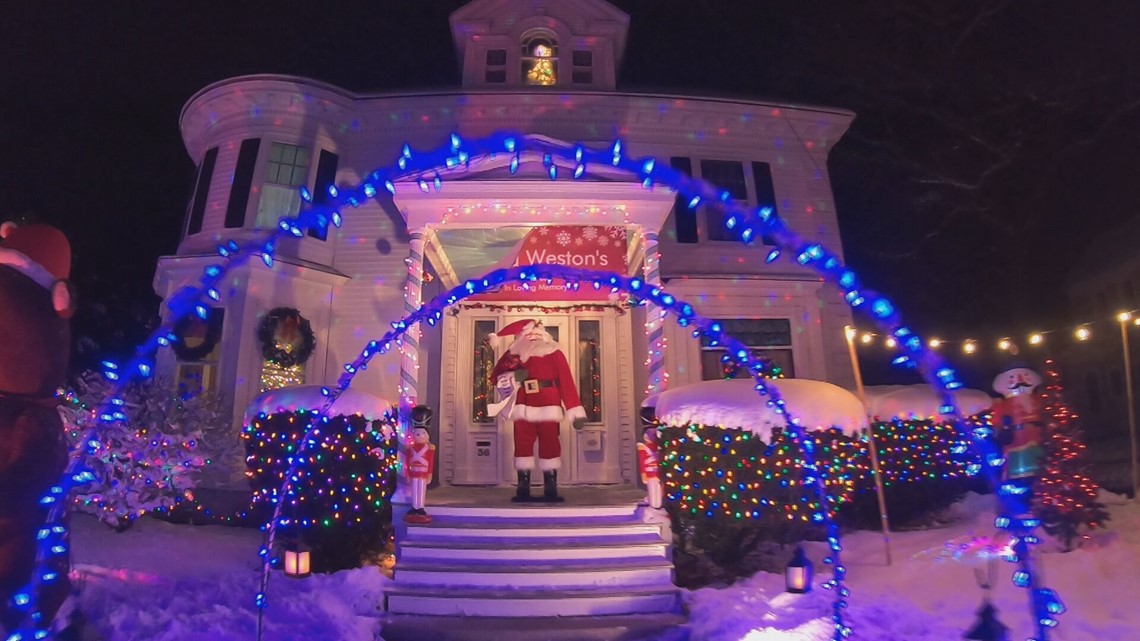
[11,131,1057,640]
[249,262,851,639]
[853,306,1140,355]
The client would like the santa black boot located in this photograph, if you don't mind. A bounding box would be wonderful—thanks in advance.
[542,471,565,503]
[512,471,532,503]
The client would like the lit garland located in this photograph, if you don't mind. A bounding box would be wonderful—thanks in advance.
[1032,359,1109,551]
[259,361,305,393]
[453,301,629,315]
[15,131,1060,641]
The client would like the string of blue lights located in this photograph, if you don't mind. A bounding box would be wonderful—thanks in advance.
[9,131,1059,641]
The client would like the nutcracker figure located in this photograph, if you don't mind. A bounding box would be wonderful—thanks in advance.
[402,405,435,524]
[637,425,663,509]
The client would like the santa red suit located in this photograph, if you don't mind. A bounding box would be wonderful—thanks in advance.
[637,428,663,509]
[491,319,587,474]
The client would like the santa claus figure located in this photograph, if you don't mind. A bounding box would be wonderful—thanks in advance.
[637,425,662,509]
[489,319,586,502]
[403,405,435,524]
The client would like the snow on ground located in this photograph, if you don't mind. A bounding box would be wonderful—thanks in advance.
[70,516,388,641]
[67,493,1140,641]
[685,491,1140,641]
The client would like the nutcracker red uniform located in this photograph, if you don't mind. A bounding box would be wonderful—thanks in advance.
[402,405,435,524]
[489,319,587,502]
[637,427,663,509]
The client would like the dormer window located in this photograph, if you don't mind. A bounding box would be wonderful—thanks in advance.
[485,49,507,83]
[572,50,593,85]
[521,32,558,86]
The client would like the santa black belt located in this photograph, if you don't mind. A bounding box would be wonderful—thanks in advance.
[523,379,555,394]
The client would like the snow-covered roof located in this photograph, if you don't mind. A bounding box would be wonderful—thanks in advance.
[243,385,396,426]
[649,379,869,439]
[862,385,993,420]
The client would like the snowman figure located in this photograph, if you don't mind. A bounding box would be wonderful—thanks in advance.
[991,365,1047,512]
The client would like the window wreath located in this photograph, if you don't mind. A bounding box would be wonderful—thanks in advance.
[257,307,315,368]
[171,308,223,362]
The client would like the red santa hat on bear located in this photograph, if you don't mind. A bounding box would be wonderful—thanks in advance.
[0,221,75,318]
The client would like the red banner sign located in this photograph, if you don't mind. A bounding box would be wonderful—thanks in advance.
[473,225,628,301]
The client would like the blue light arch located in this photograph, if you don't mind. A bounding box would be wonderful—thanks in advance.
[10,132,1061,641]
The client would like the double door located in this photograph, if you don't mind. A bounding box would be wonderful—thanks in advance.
[452,309,622,485]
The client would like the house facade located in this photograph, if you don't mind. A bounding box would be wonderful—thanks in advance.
[154,0,857,489]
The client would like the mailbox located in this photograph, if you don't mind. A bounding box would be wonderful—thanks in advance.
[468,433,499,484]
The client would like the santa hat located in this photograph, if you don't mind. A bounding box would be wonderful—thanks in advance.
[0,221,74,317]
[488,318,538,346]
[0,221,71,287]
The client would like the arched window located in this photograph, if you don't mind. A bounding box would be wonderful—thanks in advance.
[521,32,558,86]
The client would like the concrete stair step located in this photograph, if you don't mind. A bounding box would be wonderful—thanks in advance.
[394,559,674,588]
[407,519,664,541]
[379,613,689,641]
[384,584,682,618]
[426,504,640,520]
[399,538,670,563]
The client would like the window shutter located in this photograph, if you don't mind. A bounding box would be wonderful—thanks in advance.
[751,161,778,245]
[308,150,339,240]
[224,138,261,229]
[669,157,698,244]
[187,146,218,236]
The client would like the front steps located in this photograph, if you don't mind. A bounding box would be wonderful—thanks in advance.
[383,500,681,625]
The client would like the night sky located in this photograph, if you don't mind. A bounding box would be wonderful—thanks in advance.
[4,1,1140,377]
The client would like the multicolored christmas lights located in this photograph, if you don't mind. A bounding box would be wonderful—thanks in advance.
[1032,360,1109,551]
[660,417,979,525]
[13,131,1060,641]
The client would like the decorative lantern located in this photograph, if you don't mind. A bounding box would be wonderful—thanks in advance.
[964,602,1008,641]
[282,540,311,579]
[785,545,813,594]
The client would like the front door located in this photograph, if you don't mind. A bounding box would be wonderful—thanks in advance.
[449,307,624,485]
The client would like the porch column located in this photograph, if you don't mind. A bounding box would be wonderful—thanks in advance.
[397,228,427,502]
[642,230,669,395]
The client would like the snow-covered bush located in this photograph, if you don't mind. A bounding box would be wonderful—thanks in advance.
[242,409,399,572]
[60,371,230,530]
[660,417,982,586]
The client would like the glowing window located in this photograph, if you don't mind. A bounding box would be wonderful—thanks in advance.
[521,35,558,86]
[255,142,311,229]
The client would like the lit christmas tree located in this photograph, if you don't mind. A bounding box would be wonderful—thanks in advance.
[1032,359,1110,551]
[60,371,227,530]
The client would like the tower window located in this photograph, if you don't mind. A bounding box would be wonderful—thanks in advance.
[521,34,558,86]
[485,49,507,84]
[255,142,311,229]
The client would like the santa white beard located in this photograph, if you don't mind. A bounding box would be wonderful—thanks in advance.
[511,332,559,362]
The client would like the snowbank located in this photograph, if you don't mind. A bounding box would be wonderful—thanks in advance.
[862,384,993,420]
[68,493,1140,640]
[244,385,395,426]
[650,379,869,439]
